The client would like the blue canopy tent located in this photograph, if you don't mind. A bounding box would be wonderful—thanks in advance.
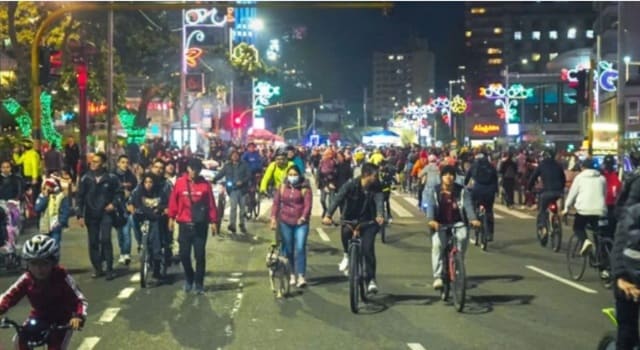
[361,129,402,146]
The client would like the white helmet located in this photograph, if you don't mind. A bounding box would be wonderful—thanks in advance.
[22,235,60,262]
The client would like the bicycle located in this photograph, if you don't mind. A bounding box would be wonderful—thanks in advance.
[566,214,613,288]
[138,218,167,288]
[597,307,617,350]
[245,173,262,221]
[536,194,562,252]
[342,220,378,314]
[473,203,489,251]
[438,223,467,312]
[0,317,72,349]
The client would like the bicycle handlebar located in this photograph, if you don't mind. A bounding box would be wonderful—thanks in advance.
[0,317,71,331]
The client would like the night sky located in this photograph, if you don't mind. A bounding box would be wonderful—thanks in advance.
[262,2,465,103]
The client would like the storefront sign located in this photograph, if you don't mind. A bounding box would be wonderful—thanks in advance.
[472,123,501,134]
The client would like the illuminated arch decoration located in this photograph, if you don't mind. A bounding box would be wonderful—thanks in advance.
[184,8,228,27]
[479,83,532,122]
[40,91,62,150]
[230,42,261,74]
[252,80,280,117]
[182,7,232,76]
[403,103,429,120]
[118,110,147,144]
[2,99,33,138]
[450,95,467,114]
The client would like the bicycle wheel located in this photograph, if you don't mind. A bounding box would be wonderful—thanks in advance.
[380,223,387,244]
[348,242,361,314]
[566,234,587,281]
[451,251,466,312]
[140,235,150,288]
[599,237,614,288]
[481,213,488,251]
[440,252,450,301]
[550,215,562,252]
[253,197,260,218]
[596,331,617,350]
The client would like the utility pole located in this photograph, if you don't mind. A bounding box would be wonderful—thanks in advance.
[617,1,626,168]
[297,107,302,142]
[587,58,595,156]
[106,9,114,167]
[363,87,368,128]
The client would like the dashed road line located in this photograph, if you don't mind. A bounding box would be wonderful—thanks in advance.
[77,337,101,350]
[407,343,427,350]
[495,204,533,219]
[494,213,504,219]
[130,273,140,283]
[117,287,136,299]
[98,307,121,323]
[525,265,598,294]
[316,227,331,242]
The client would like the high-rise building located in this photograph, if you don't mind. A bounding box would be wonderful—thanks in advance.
[464,2,595,89]
[371,38,435,123]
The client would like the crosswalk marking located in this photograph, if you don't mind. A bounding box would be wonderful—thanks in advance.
[117,287,136,299]
[316,227,331,242]
[390,197,414,218]
[407,343,427,350]
[78,337,101,350]
[494,204,534,219]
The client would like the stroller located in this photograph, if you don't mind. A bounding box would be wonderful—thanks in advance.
[0,200,22,270]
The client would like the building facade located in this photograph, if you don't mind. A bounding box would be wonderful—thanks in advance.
[371,38,435,123]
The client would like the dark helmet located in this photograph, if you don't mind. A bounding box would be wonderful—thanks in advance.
[603,155,616,170]
[541,147,556,160]
[581,158,596,170]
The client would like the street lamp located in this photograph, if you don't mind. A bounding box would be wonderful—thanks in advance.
[623,55,640,83]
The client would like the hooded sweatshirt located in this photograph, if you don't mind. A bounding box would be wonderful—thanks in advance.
[564,169,607,216]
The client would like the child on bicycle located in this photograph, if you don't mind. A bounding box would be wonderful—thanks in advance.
[0,234,86,350]
[424,165,480,290]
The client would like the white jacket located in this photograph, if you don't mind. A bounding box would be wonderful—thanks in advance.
[564,169,606,216]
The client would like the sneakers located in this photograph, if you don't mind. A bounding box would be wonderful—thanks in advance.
[296,275,307,288]
[194,285,205,294]
[338,255,349,272]
[580,239,594,256]
[227,225,237,234]
[289,275,296,286]
[433,278,443,290]
[118,255,126,265]
[239,225,247,234]
[123,254,131,266]
[105,271,115,281]
[367,280,379,294]
[600,269,611,280]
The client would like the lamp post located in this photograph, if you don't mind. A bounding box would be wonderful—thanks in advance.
[449,77,465,142]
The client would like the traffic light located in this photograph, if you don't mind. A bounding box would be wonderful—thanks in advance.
[233,115,242,128]
[575,69,588,106]
[38,46,63,86]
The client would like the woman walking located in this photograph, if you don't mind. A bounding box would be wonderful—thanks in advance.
[271,165,312,288]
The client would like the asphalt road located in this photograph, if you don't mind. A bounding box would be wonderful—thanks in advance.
[0,185,615,350]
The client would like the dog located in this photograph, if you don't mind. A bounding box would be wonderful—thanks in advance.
[266,246,291,298]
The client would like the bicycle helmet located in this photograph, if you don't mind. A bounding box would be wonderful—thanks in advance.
[603,155,616,171]
[22,234,60,263]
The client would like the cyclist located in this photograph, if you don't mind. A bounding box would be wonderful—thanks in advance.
[0,235,86,349]
[131,174,168,279]
[322,163,385,293]
[242,142,264,178]
[260,149,293,196]
[368,147,384,166]
[527,148,566,246]
[464,153,498,242]
[378,160,396,223]
[425,165,480,289]
[561,158,607,256]
[602,155,621,233]
[212,150,250,234]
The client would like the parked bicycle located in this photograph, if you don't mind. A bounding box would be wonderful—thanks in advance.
[439,223,467,312]
[566,214,612,288]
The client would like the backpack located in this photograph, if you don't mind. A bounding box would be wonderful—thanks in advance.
[473,161,495,185]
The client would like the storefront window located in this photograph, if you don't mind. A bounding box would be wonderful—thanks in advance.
[523,86,541,123]
[542,85,560,123]
[561,84,578,123]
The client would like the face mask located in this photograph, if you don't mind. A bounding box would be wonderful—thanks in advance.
[288,176,299,184]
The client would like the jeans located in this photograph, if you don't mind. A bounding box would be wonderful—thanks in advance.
[86,214,114,272]
[429,222,467,278]
[502,178,516,206]
[472,192,495,236]
[279,222,309,276]
[340,223,379,282]
[178,222,208,287]
[320,188,335,217]
[537,191,563,230]
[49,228,62,246]
[228,189,246,228]
[615,285,640,349]
[116,214,133,256]
[573,213,599,242]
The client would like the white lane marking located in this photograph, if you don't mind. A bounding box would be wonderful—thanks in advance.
[390,197,413,218]
[227,278,241,283]
[231,272,243,277]
[98,307,120,323]
[494,204,533,219]
[526,265,598,294]
[494,213,504,219]
[311,194,324,217]
[407,343,427,350]
[130,274,140,283]
[77,337,101,350]
[259,199,273,219]
[316,227,331,242]
[404,196,419,208]
[117,287,136,299]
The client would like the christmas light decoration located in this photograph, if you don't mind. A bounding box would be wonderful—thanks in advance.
[40,91,62,150]
[118,110,147,144]
[479,83,532,122]
[450,95,467,114]
[231,43,261,74]
[252,80,280,117]
[184,8,228,27]
[1,98,32,138]
[185,47,204,68]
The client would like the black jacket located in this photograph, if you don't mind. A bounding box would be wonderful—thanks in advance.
[113,168,138,193]
[612,203,640,280]
[212,160,250,192]
[130,186,168,222]
[76,170,121,219]
[335,161,353,190]
[0,174,23,201]
[326,177,384,221]
[464,158,498,196]
[527,159,566,193]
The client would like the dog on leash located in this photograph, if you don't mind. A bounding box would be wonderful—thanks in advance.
[266,246,291,298]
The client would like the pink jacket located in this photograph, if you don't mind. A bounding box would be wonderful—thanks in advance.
[271,181,312,226]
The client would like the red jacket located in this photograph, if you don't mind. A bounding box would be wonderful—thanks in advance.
[168,174,218,224]
[0,266,88,323]
[603,170,621,206]
[271,181,312,226]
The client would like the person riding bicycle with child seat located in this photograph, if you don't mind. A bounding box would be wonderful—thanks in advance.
[322,163,385,294]
[424,165,480,290]
[0,234,86,350]
[561,158,607,256]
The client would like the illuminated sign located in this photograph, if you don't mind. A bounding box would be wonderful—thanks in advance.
[473,123,501,134]
[184,8,228,27]
[253,80,280,117]
[185,47,204,68]
[598,61,618,92]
